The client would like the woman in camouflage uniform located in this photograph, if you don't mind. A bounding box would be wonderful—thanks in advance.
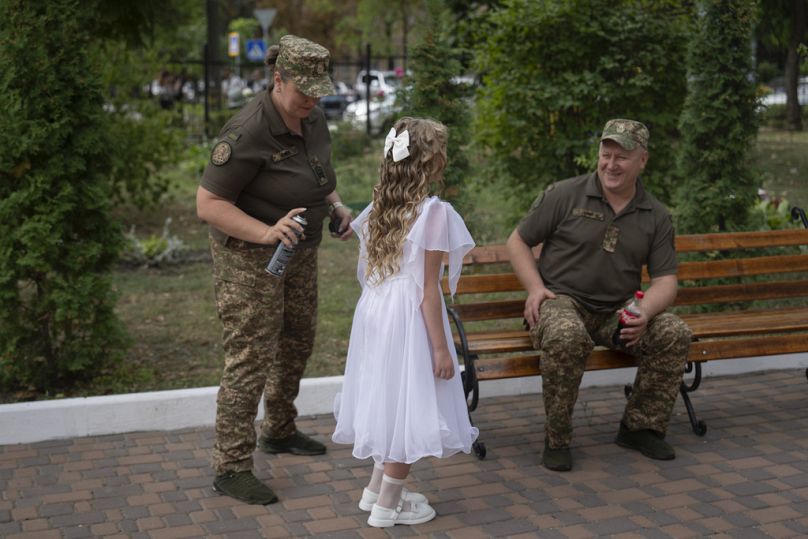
[196,35,352,505]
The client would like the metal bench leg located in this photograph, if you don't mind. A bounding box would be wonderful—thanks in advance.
[680,361,707,436]
[460,360,486,460]
[447,305,490,460]
[624,361,707,436]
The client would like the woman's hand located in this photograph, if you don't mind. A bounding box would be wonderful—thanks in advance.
[330,205,353,240]
[433,349,455,380]
[260,207,306,247]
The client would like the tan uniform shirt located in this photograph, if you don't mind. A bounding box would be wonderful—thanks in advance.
[517,172,677,312]
[200,88,336,247]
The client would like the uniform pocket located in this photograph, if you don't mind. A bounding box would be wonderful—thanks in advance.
[214,265,258,288]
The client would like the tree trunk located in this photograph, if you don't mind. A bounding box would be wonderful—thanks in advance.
[785,0,806,131]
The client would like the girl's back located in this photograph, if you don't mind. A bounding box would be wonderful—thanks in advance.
[331,117,478,528]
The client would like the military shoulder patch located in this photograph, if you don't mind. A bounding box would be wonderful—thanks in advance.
[211,141,232,166]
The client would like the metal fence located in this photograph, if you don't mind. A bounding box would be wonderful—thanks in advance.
[142,49,407,140]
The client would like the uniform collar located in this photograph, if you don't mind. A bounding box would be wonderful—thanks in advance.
[263,84,319,137]
[586,171,653,211]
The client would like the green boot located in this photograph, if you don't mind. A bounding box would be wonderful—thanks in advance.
[615,422,675,460]
[258,430,326,456]
[213,471,278,505]
[542,439,572,471]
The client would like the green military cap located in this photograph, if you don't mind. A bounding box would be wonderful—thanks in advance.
[277,35,335,98]
[600,119,649,150]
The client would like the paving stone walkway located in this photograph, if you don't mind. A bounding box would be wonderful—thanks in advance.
[2,368,808,538]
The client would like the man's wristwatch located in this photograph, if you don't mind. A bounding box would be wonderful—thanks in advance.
[328,201,347,215]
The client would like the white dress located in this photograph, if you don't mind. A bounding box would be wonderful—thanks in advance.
[332,196,479,464]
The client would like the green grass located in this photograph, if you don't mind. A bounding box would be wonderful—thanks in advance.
[62,126,808,398]
[752,128,808,209]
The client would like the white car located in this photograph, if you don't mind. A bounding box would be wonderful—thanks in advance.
[344,91,399,135]
[760,76,808,106]
[354,70,404,100]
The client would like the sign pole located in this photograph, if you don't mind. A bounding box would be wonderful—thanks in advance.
[254,9,277,87]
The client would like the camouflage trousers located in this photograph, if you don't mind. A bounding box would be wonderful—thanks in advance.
[209,235,318,474]
[529,295,692,449]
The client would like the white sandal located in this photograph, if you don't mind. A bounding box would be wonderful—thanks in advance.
[367,499,436,528]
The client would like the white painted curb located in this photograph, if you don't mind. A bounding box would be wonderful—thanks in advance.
[1,354,805,445]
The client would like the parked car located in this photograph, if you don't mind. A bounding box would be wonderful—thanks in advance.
[354,69,404,100]
[344,91,399,135]
[760,76,808,107]
[318,80,357,121]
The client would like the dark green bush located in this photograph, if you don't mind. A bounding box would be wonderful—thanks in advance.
[0,0,128,393]
[330,126,373,162]
[474,0,692,205]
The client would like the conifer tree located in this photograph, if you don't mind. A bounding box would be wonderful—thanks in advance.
[0,0,128,392]
[397,0,472,208]
[674,0,759,232]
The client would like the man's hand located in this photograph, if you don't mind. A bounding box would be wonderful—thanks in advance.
[618,309,648,348]
[524,286,557,329]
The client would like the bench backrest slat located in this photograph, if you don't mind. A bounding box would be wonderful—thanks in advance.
[443,252,808,295]
[674,228,808,252]
[451,229,808,265]
[675,279,808,306]
[677,253,808,280]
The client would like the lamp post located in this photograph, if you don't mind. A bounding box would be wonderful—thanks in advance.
[254,8,277,86]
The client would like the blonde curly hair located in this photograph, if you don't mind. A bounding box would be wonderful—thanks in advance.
[364,117,448,284]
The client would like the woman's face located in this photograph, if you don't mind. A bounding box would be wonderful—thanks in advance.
[274,73,320,120]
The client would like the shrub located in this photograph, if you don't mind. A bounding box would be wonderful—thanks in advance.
[474,0,691,205]
[0,0,128,393]
[123,218,188,267]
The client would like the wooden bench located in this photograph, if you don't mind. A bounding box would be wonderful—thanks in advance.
[442,218,808,459]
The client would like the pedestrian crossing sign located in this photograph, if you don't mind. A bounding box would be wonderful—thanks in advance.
[246,39,266,62]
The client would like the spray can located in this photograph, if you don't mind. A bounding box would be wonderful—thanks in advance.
[265,214,307,277]
[612,290,644,347]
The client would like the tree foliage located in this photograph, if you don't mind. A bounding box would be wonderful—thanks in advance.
[674,0,759,233]
[93,1,196,208]
[0,0,129,393]
[473,0,691,204]
[397,0,472,209]
[756,0,807,131]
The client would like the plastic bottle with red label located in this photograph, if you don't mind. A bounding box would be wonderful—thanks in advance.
[612,290,644,347]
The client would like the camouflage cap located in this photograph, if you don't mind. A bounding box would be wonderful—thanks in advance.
[277,35,335,98]
[600,119,649,151]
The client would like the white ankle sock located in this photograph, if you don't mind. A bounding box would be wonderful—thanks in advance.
[376,474,405,510]
[366,462,384,494]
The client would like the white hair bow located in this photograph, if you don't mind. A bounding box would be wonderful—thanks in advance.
[383,128,410,162]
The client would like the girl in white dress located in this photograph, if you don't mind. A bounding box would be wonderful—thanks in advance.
[332,117,479,528]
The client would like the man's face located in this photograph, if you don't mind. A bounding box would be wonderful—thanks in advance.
[597,140,648,195]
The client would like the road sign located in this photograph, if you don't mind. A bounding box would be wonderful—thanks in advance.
[254,9,276,33]
[246,39,266,62]
[228,32,240,58]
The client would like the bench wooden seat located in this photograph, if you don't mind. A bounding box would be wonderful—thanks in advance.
[442,225,808,459]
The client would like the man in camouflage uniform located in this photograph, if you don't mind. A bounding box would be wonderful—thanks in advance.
[197,35,353,504]
[506,119,692,472]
